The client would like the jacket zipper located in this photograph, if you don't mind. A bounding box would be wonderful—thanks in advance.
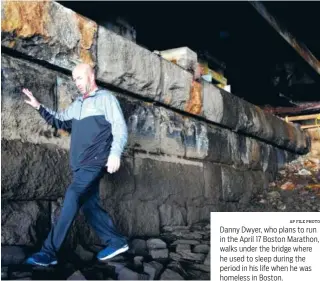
[79,99,84,119]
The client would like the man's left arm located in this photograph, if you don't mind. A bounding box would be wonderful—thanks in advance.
[103,93,128,173]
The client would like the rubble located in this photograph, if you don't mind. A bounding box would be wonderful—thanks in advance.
[1,222,210,280]
[240,152,320,212]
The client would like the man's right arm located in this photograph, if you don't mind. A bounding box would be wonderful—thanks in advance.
[38,103,76,132]
[22,88,76,132]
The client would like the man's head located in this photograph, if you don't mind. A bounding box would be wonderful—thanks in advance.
[72,63,97,95]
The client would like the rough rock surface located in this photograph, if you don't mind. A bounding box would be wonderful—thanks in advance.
[1,1,97,69]
[1,222,210,280]
[1,201,50,246]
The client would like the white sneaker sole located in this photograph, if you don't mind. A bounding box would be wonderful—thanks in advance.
[28,260,57,267]
[98,245,129,261]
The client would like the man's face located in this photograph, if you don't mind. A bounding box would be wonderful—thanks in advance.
[72,66,91,95]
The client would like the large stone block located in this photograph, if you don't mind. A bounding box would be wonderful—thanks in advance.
[205,125,233,165]
[1,1,97,69]
[240,171,268,204]
[157,47,198,73]
[265,146,279,181]
[202,81,224,124]
[221,166,245,202]
[1,201,50,246]
[1,54,73,149]
[111,200,160,237]
[99,157,135,202]
[159,108,185,157]
[97,26,161,100]
[260,143,271,172]
[159,202,187,227]
[201,80,308,154]
[116,95,161,153]
[184,118,209,159]
[133,156,204,203]
[231,135,262,170]
[1,246,30,265]
[244,105,272,139]
[1,139,72,200]
[187,202,216,226]
[203,162,222,201]
[158,58,193,111]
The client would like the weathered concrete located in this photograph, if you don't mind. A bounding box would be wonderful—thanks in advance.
[0,0,311,258]
[1,139,71,200]
[1,0,310,154]
[1,1,97,69]
[1,54,73,150]
[1,201,50,246]
[97,26,161,100]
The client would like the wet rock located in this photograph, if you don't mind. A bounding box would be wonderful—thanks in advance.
[107,261,127,274]
[167,261,188,278]
[170,230,203,240]
[11,269,32,280]
[143,261,163,280]
[176,244,191,253]
[129,239,148,256]
[67,270,87,280]
[169,252,182,262]
[171,240,200,246]
[160,268,184,280]
[172,251,205,263]
[150,249,169,259]
[188,263,210,272]
[162,226,190,232]
[187,269,210,280]
[193,244,210,254]
[146,238,167,250]
[1,246,29,265]
[74,244,95,262]
[134,256,144,267]
[118,267,149,280]
[143,263,157,280]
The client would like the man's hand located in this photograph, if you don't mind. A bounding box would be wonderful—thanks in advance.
[22,88,41,110]
[105,155,121,174]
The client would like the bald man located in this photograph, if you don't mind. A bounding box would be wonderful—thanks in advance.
[22,63,129,266]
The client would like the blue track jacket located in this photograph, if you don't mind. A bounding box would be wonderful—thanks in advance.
[38,88,128,171]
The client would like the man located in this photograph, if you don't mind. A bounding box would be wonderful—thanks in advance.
[22,63,129,267]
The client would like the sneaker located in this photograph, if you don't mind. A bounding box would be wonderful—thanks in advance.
[25,252,57,267]
[97,244,129,261]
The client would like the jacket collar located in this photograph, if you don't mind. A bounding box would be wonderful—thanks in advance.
[81,88,101,100]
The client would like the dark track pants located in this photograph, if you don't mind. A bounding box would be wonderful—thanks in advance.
[41,166,127,257]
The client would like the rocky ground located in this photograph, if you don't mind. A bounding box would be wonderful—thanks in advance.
[2,154,319,280]
[239,153,320,212]
[1,223,210,280]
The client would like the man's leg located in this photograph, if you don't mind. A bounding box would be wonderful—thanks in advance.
[81,185,128,248]
[26,167,103,266]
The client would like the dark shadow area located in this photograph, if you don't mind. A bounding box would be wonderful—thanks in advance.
[58,1,320,108]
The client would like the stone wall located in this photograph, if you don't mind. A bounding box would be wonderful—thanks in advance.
[1,0,310,250]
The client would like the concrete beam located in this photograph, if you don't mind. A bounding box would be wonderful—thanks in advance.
[250,1,320,76]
